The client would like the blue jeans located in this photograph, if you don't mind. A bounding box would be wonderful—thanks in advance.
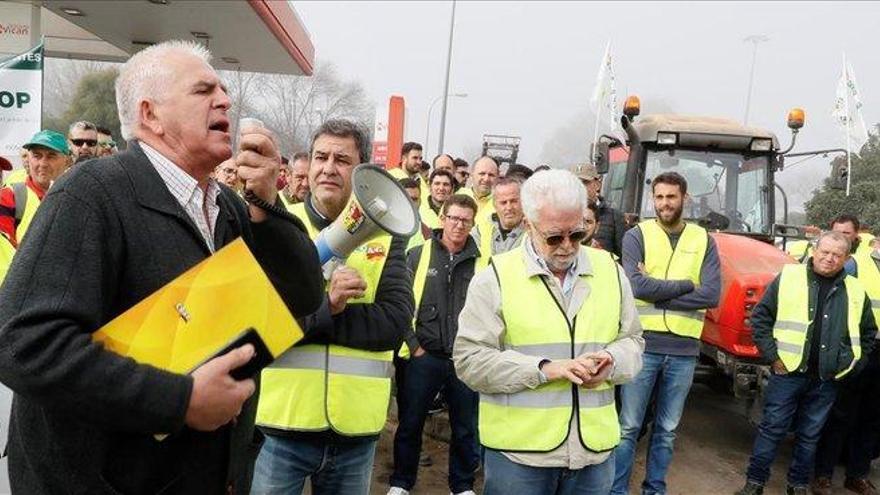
[815,350,880,480]
[746,373,837,487]
[483,448,615,495]
[612,353,697,495]
[250,434,377,495]
[390,352,479,493]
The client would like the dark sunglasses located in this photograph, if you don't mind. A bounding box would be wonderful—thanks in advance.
[539,229,588,247]
[71,139,97,147]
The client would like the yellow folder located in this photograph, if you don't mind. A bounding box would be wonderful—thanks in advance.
[93,238,303,376]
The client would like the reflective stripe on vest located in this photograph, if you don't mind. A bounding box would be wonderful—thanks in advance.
[635,220,708,338]
[257,201,394,435]
[479,245,621,453]
[773,264,865,379]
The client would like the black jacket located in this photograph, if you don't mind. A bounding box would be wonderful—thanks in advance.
[405,230,481,358]
[0,143,323,495]
[594,196,627,259]
[751,262,877,380]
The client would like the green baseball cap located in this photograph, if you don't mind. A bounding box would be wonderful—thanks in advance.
[23,130,70,155]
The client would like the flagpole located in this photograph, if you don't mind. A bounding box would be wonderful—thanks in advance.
[844,52,853,197]
[590,41,610,164]
[591,95,603,163]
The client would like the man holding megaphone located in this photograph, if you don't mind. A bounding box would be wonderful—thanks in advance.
[254,119,415,495]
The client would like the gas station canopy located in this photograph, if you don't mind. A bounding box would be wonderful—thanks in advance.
[35,0,314,75]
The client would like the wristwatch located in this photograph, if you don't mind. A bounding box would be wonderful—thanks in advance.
[537,359,551,384]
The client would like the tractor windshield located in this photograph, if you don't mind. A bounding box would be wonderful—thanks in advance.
[639,149,770,234]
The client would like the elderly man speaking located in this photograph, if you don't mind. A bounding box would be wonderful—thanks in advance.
[0,40,323,495]
[454,169,644,495]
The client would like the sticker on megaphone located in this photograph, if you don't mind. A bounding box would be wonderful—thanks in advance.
[313,165,420,278]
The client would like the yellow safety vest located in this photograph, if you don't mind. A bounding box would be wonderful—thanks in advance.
[635,220,709,339]
[0,233,15,286]
[3,169,26,186]
[257,202,395,436]
[854,251,880,328]
[11,182,40,243]
[387,167,407,180]
[279,192,295,212]
[419,200,441,230]
[398,237,485,360]
[856,233,875,258]
[479,245,622,452]
[786,239,813,263]
[774,264,864,379]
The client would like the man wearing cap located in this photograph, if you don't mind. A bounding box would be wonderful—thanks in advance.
[575,163,627,259]
[0,130,71,245]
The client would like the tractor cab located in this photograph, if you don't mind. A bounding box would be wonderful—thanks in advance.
[594,96,805,243]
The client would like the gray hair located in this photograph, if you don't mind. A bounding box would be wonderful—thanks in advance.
[115,40,213,140]
[815,230,851,254]
[520,169,587,223]
[309,119,371,164]
[68,120,96,135]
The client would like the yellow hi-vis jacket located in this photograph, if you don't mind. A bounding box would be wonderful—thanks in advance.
[773,263,864,380]
[11,182,40,243]
[0,233,15,285]
[397,237,487,360]
[786,239,813,263]
[419,200,441,230]
[635,220,709,339]
[257,202,394,436]
[854,251,880,331]
[478,245,621,453]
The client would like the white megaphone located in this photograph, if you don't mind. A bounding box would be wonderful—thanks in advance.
[314,164,419,278]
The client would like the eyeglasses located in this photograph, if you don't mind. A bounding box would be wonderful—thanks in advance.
[71,139,97,147]
[537,228,588,246]
[443,215,474,227]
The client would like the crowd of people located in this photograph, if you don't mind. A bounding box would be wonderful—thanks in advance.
[0,39,877,495]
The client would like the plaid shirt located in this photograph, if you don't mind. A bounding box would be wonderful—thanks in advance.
[141,142,220,252]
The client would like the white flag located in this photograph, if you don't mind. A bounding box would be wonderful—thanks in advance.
[589,41,619,138]
[832,58,869,153]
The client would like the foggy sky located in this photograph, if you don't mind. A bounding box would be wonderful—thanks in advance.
[294,1,880,210]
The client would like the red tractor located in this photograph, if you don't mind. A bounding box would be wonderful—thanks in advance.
[593,96,828,421]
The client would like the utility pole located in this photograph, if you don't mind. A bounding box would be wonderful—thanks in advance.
[437,0,457,155]
[743,34,769,125]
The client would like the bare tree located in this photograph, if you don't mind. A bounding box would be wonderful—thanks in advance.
[41,58,373,159]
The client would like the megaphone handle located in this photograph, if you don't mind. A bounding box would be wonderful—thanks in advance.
[322,258,343,280]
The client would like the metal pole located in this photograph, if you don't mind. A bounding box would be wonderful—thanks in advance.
[426,93,467,155]
[425,95,443,156]
[437,0,457,155]
[844,52,853,197]
[743,35,768,125]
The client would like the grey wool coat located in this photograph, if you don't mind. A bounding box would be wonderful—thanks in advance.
[0,142,324,494]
